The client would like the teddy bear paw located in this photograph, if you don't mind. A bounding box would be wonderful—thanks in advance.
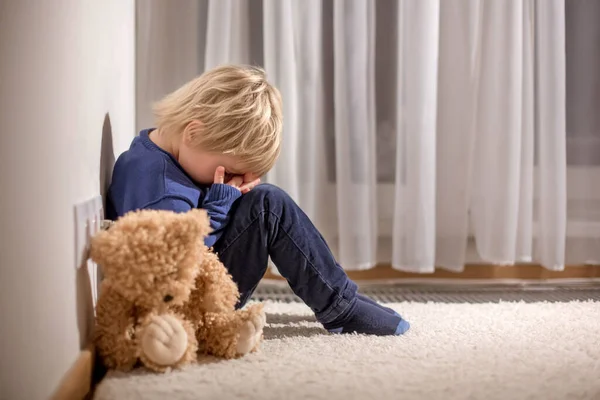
[141,314,189,367]
[235,309,266,355]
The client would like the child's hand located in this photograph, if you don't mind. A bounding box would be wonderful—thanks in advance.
[240,172,261,194]
[214,167,260,194]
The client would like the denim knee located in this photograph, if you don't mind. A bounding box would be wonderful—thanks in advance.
[242,183,292,212]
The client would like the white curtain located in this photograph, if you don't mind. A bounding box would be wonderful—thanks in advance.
[136,0,600,272]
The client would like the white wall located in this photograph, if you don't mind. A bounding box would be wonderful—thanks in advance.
[136,0,202,132]
[0,1,135,399]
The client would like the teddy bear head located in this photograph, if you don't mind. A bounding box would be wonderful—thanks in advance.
[90,209,211,310]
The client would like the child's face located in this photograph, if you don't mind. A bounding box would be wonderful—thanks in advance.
[178,141,253,185]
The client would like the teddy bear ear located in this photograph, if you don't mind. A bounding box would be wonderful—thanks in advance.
[185,209,212,238]
[89,229,112,266]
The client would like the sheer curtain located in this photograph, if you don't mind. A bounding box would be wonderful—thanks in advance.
[136,0,600,272]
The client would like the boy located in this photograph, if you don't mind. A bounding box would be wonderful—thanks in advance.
[107,65,409,336]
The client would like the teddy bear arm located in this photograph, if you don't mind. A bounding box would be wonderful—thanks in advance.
[201,303,266,359]
[94,283,139,371]
[137,311,198,373]
[199,250,240,313]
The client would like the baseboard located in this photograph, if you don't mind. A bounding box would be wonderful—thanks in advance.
[50,345,95,400]
[263,263,600,282]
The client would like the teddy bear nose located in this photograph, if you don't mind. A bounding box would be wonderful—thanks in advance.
[163,294,174,303]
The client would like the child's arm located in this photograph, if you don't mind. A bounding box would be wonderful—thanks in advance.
[145,192,238,248]
[200,166,260,247]
[200,184,241,247]
[145,168,259,247]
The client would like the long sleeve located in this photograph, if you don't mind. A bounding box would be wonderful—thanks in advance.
[143,185,240,248]
[200,184,242,248]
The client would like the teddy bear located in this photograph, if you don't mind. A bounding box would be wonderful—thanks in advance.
[89,208,266,372]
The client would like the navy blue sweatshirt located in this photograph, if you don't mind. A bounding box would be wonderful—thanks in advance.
[106,129,241,248]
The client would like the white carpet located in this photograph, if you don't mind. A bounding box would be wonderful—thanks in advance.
[94,300,600,400]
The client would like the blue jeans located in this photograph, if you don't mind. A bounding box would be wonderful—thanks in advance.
[212,184,358,325]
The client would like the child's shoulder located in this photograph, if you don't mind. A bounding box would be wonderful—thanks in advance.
[111,132,201,205]
[113,134,166,178]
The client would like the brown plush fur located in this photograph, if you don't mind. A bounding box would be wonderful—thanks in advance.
[90,209,265,372]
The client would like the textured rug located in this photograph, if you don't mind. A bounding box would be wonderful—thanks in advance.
[93,300,600,400]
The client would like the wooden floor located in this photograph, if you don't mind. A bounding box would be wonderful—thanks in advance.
[263,263,600,281]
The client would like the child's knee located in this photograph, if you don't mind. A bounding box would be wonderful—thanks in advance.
[244,183,291,204]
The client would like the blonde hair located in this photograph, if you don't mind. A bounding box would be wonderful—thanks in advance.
[153,65,283,177]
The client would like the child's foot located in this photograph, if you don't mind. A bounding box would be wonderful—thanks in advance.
[357,293,400,316]
[323,298,410,336]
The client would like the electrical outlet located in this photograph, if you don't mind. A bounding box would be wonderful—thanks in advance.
[75,196,103,268]
[75,196,104,308]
